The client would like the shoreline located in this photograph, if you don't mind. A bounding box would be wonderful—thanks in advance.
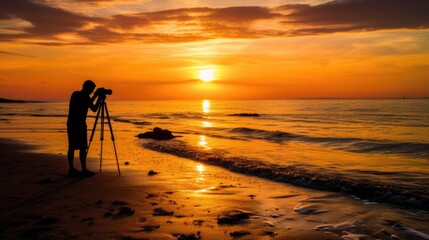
[143,141,429,211]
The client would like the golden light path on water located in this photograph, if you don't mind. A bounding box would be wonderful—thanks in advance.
[199,100,212,152]
[196,164,205,183]
[195,100,213,192]
[201,121,213,128]
[195,163,213,193]
[198,135,211,150]
[196,164,205,173]
[202,99,210,113]
[201,99,213,128]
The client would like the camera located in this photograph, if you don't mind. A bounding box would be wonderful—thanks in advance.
[96,87,112,96]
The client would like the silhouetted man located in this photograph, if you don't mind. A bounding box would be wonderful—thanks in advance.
[67,80,104,177]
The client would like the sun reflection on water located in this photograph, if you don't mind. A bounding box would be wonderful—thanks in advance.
[196,164,205,173]
[201,121,213,127]
[196,186,216,193]
[197,135,211,149]
[195,164,205,185]
[202,99,210,113]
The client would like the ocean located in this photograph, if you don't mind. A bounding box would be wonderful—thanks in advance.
[1,99,429,210]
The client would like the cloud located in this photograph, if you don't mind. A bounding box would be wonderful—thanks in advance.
[0,50,36,57]
[0,0,99,38]
[1,0,428,45]
[206,6,278,23]
[282,0,429,33]
[0,33,31,42]
[107,14,151,29]
[77,26,125,43]
[105,6,277,29]
[71,0,120,1]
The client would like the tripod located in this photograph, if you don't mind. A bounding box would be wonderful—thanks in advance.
[86,99,121,175]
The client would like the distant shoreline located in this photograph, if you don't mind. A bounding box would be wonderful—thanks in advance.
[0,98,43,103]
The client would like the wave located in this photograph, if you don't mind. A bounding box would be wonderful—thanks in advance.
[0,113,68,118]
[230,127,299,141]
[29,114,68,117]
[258,113,429,127]
[0,113,18,116]
[348,108,381,113]
[230,127,429,158]
[177,128,249,141]
[339,141,429,157]
[141,140,429,210]
[170,112,203,119]
[113,118,151,126]
[141,113,170,119]
[228,113,260,117]
[140,112,204,120]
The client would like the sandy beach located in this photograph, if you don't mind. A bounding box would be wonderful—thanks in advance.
[2,135,428,240]
[1,138,349,240]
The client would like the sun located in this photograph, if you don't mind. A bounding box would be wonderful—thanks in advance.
[198,69,215,82]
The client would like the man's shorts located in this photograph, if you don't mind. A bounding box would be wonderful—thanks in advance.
[67,126,88,150]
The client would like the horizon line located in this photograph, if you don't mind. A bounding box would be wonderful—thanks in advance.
[2,97,429,103]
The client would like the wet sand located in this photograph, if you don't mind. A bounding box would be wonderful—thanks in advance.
[1,137,428,240]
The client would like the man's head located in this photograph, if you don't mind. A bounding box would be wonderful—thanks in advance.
[82,80,96,94]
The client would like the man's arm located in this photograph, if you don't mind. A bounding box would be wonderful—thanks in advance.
[88,93,105,112]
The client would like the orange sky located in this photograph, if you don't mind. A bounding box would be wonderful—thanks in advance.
[1,0,429,100]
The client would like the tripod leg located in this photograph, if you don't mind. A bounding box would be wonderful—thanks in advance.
[104,103,121,176]
[86,104,102,158]
[100,102,105,172]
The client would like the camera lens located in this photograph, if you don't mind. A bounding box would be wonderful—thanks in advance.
[97,88,112,96]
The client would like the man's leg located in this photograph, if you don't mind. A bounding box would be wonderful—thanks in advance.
[67,148,80,176]
[80,148,95,176]
[79,147,87,171]
[68,148,75,169]
[67,128,80,176]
